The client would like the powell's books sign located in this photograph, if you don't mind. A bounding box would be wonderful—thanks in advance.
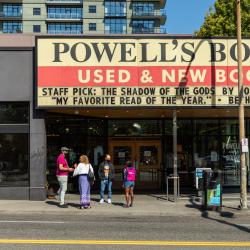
[36,37,250,108]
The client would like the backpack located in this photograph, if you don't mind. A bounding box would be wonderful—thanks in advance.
[126,167,136,181]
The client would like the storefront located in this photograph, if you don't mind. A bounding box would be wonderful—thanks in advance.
[0,35,250,200]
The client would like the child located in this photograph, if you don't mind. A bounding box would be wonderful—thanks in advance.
[123,161,136,208]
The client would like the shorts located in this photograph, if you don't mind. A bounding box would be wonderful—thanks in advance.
[124,181,135,188]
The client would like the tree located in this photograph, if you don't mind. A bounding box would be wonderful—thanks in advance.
[196,0,250,36]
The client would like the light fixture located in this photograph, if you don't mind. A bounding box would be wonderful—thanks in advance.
[133,123,141,130]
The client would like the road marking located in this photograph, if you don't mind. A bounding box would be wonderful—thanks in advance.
[0,221,65,224]
[0,240,249,246]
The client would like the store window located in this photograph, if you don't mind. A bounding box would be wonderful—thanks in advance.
[0,103,28,124]
[109,120,162,137]
[46,116,105,192]
[0,102,29,187]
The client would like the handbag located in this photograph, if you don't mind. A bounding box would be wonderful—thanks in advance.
[87,164,95,184]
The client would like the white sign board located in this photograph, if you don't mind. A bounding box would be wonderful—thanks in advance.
[241,138,249,153]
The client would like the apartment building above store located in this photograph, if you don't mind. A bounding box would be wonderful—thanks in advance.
[0,0,167,34]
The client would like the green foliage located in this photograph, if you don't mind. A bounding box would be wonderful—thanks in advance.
[196,0,250,36]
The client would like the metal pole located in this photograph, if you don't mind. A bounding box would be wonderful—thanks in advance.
[173,110,178,201]
[236,0,248,209]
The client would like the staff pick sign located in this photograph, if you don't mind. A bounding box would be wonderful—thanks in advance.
[36,37,250,108]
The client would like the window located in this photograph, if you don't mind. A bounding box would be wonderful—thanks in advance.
[105,18,126,34]
[108,120,161,136]
[0,103,28,124]
[105,1,126,16]
[89,5,96,13]
[3,4,22,17]
[47,23,83,34]
[33,8,41,16]
[132,3,155,16]
[132,20,155,34]
[2,21,22,33]
[33,25,41,33]
[0,102,29,187]
[89,23,96,31]
[47,6,82,19]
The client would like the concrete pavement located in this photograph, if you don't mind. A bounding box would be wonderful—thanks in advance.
[0,195,249,250]
[0,194,249,216]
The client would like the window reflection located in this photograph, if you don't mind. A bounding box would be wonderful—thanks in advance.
[109,120,161,136]
[0,134,29,186]
[0,103,29,124]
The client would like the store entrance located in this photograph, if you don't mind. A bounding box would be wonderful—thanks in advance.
[109,139,162,191]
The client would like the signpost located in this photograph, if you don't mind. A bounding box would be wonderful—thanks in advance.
[236,0,248,209]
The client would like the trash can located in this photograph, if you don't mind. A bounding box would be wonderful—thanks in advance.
[202,170,222,211]
[195,168,211,197]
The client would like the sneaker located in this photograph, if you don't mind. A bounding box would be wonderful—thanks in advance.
[99,199,104,204]
[59,204,68,208]
[107,199,112,204]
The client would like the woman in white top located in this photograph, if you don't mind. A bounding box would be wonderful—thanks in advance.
[73,155,94,209]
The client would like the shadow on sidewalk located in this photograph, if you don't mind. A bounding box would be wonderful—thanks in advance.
[46,201,59,207]
[186,198,250,234]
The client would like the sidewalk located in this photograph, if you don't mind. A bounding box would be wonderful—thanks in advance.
[0,194,249,216]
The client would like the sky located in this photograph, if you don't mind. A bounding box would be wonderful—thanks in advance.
[165,0,216,34]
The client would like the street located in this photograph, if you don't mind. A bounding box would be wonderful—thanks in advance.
[0,195,249,250]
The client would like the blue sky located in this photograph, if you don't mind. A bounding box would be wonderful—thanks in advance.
[165,0,216,34]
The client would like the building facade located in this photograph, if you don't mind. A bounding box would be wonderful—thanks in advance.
[0,34,250,200]
[0,0,166,34]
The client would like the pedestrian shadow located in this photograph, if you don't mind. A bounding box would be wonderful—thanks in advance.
[67,202,80,209]
[112,202,124,207]
[186,198,250,233]
[91,198,100,203]
[45,201,59,207]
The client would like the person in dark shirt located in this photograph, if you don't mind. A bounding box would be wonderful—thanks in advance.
[98,154,115,204]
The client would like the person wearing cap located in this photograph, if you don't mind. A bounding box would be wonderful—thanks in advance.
[56,147,74,208]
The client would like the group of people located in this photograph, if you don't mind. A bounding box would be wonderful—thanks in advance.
[56,147,136,209]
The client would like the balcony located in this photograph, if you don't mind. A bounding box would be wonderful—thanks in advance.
[0,11,22,20]
[48,30,82,34]
[132,9,166,24]
[104,12,127,18]
[46,0,83,5]
[47,13,82,20]
[131,0,167,8]
[132,27,166,34]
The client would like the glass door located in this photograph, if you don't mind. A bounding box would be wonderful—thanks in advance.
[109,140,161,190]
[135,141,161,189]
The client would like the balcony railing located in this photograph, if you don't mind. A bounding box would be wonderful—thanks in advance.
[46,0,83,3]
[48,30,82,34]
[104,12,126,17]
[0,11,22,18]
[132,9,166,17]
[47,13,82,19]
[132,27,166,34]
